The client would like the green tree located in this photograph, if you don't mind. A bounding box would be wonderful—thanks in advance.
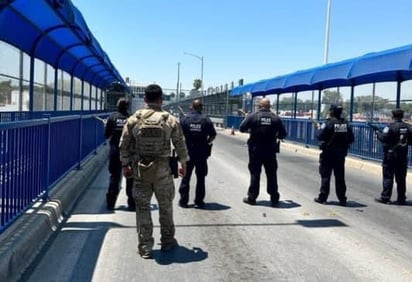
[354,95,387,115]
[321,90,342,105]
[321,90,343,116]
[0,80,13,105]
[193,79,202,90]
[278,96,298,111]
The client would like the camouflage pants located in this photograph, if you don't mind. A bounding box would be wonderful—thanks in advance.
[133,159,175,251]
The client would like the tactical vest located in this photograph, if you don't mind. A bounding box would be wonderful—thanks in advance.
[397,126,409,148]
[323,119,349,150]
[134,110,169,159]
[184,115,207,145]
[391,123,410,155]
[252,111,276,143]
[109,112,128,146]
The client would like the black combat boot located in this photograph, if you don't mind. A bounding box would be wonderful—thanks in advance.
[106,190,118,210]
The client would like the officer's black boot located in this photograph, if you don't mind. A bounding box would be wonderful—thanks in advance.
[125,178,135,211]
[127,197,136,211]
[106,189,119,210]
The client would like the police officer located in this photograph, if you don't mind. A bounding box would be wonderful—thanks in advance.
[178,99,217,209]
[314,104,354,206]
[375,108,412,205]
[240,98,287,207]
[119,84,188,259]
[104,97,135,211]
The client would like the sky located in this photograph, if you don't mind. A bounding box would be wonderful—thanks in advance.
[71,0,412,93]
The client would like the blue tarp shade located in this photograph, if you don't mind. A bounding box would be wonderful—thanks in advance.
[249,79,270,96]
[231,44,412,97]
[282,69,315,93]
[0,0,125,89]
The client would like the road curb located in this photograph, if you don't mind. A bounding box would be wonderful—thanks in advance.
[0,145,109,282]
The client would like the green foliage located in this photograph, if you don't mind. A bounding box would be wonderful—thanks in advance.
[351,95,387,117]
[321,90,343,117]
[193,79,202,90]
[0,80,13,104]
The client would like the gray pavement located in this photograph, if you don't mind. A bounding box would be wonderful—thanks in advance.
[1,128,412,281]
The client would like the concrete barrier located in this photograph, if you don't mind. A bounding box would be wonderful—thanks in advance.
[210,117,225,129]
[0,145,109,282]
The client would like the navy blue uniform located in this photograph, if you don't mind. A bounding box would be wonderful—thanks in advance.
[179,111,216,208]
[240,109,287,205]
[316,117,354,204]
[376,119,412,203]
[105,110,134,210]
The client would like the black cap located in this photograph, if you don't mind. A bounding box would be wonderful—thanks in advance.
[392,108,404,118]
[329,104,343,117]
[329,104,342,111]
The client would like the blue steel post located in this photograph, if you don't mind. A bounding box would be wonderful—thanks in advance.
[70,75,74,111]
[396,80,401,108]
[77,115,83,170]
[317,89,322,120]
[293,92,297,118]
[29,56,35,113]
[43,114,51,201]
[89,85,92,111]
[276,94,280,113]
[81,81,84,111]
[94,116,98,155]
[349,85,354,122]
[54,68,58,111]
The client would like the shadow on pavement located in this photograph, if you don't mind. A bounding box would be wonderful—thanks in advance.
[181,202,231,211]
[257,199,301,209]
[153,245,208,265]
[199,202,231,211]
[327,200,368,208]
[296,219,347,228]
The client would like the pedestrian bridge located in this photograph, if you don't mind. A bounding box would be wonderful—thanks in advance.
[1,127,412,281]
[2,0,412,242]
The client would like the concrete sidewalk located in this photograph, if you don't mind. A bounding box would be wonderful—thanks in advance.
[0,145,110,282]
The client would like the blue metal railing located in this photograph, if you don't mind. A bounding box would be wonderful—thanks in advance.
[0,110,106,123]
[0,113,108,232]
[1,113,409,232]
[226,115,412,167]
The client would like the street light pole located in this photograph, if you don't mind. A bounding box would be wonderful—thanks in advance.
[183,51,204,102]
[176,62,180,102]
[323,0,332,64]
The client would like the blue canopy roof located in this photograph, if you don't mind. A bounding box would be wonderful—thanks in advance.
[231,44,412,97]
[0,0,126,89]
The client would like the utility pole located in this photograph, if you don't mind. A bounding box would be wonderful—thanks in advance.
[323,0,332,64]
[176,62,180,102]
[184,52,204,103]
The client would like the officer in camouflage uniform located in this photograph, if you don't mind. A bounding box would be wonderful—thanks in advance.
[119,84,188,259]
[104,97,135,211]
[375,108,412,205]
[314,104,354,206]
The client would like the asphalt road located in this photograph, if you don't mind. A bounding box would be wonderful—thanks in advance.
[21,129,412,282]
